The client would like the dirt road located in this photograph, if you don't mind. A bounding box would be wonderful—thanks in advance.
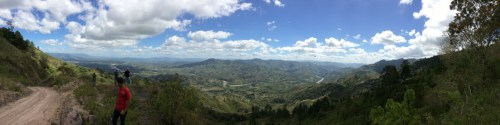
[0,87,60,125]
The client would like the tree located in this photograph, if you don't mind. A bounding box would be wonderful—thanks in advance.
[381,65,400,85]
[448,0,500,50]
[400,60,411,80]
[6,20,14,31]
[250,106,260,125]
[0,27,30,51]
[264,104,273,115]
[446,0,500,84]
[369,89,421,125]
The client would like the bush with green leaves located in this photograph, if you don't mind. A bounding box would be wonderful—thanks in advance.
[369,89,421,125]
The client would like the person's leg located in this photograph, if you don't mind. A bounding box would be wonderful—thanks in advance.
[112,109,119,125]
[125,77,129,84]
[119,110,128,125]
[126,77,131,85]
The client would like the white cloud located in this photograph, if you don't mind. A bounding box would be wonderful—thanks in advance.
[60,0,251,49]
[411,0,455,46]
[40,39,62,46]
[267,21,277,30]
[353,34,361,39]
[0,0,252,49]
[325,37,359,48]
[188,30,232,41]
[362,39,368,43]
[30,0,89,22]
[261,37,279,42]
[295,37,319,47]
[403,0,456,57]
[337,28,342,31]
[162,35,187,47]
[264,0,285,7]
[400,0,413,5]
[0,9,12,19]
[371,30,406,45]
[0,0,90,34]
[370,0,456,60]
[8,10,62,34]
[154,35,269,58]
[408,29,416,36]
[274,0,285,7]
[267,21,275,26]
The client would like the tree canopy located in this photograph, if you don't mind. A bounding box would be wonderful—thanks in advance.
[447,0,500,51]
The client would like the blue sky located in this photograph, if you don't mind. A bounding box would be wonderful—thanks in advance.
[0,0,456,63]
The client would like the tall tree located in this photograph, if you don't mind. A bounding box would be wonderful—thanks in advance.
[6,20,14,31]
[400,60,411,80]
[446,0,500,84]
[448,0,500,50]
[382,65,400,85]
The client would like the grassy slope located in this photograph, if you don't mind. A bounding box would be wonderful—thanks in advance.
[0,37,52,90]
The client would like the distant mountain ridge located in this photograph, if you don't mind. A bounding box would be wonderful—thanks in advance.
[48,53,206,63]
[174,58,354,85]
[363,58,418,73]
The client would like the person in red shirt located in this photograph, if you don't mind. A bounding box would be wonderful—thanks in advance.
[112,77,131,125]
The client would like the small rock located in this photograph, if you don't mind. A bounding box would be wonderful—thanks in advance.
[61,108,83,125]
[86,115,96,124]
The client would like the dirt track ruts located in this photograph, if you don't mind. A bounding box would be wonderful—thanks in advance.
[0,87,60,125]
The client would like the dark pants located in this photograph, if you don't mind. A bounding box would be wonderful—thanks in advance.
[112,109,127,125]
[114,77,118,86]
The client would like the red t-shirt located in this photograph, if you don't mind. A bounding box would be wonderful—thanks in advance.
[115,86,131,110]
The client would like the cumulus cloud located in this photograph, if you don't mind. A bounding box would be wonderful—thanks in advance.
[411,0,455,46]
[0,0,252,49]
[188,30,232,41]
[124,0,455,64]
[371,30,406,45]
[408,29,416,36]
[261,37,279,42]
[353,34,361,39]
[295,37,320,47]
[155,34,269,58]
[400,0,413,5]
[325,37,359,48]
[40,39,62,46]
[264,0,285,7]
[0,0,91,34]
[63,0,252,49]
[369,0,455,60]
[274,0,285,7]
[390,0,456,58]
